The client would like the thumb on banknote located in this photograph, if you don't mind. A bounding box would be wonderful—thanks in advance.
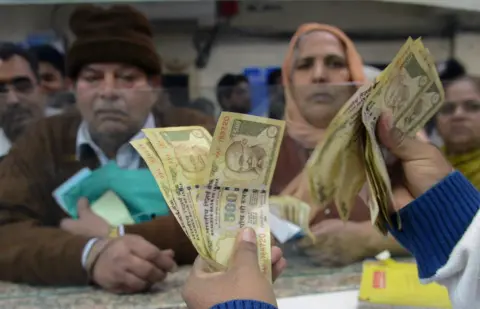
[377,110,452,200]
[377,111,429,161]
[229,228,259,271]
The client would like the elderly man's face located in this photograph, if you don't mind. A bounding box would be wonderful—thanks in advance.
[0,55,44,142]
[75,63,157,141]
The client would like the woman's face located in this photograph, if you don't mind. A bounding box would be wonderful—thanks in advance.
[291,31,355,129]
[436,78,480,154]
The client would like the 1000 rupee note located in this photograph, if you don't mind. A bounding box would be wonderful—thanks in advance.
[199,112,285,280]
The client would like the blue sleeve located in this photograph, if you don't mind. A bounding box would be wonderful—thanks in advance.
[211,300,277,309]
[389,171,480,279]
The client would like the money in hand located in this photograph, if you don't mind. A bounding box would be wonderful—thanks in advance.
[131,112,285,280]
[307,38,444,233]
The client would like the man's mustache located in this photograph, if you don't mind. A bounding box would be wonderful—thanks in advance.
[0,104,33,124]
[93,100,128,117]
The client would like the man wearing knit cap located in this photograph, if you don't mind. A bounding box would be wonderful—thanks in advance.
[0,5,214,293]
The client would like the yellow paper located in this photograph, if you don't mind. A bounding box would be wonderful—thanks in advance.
[359,260,451,308]
[91,190,135,226]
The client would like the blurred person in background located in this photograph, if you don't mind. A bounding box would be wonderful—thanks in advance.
[425,58,467,147]
[216,73,251,114]
[0,4,214,292]
[0,43,47,160]
[436,75,480,189]
[267,68,285,120]
[190,97,216,118]
[363,65,381,81]
[29,44,75,114]
[271,23,408,266]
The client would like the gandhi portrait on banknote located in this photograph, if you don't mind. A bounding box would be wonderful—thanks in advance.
[171,129,210,180]
[222,125,279,182]
[384,69,410,114]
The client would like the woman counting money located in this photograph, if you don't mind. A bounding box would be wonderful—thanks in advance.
[271,23,409,266]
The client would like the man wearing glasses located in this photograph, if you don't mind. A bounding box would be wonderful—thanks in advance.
[0,43,46,160]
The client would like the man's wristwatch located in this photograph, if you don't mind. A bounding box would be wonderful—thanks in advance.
[108,226,119,238]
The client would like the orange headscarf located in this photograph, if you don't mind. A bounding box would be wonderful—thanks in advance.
[281,23,366,206]
[282,23,366,150]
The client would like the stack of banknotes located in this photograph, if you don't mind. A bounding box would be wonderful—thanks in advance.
[131,112,285,280]
[269,195,315,243]
[307,38,444,234]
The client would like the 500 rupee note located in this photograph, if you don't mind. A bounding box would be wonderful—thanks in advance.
[307,38,444,233]
[361,39,444,231]
[130,138,208,257]
[200,112,285,280]
[142,126,212,253]
[270,195,315,242]
[307,83,374,219]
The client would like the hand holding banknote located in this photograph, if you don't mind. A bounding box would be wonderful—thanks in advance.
[376,111,452,211]
[182,228,286,309]
[132,112,285,281]
[307,38,446,232]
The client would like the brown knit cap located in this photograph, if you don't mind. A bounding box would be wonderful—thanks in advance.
[66,4,161,79]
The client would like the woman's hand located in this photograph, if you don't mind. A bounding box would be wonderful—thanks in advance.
[296,219,373,266]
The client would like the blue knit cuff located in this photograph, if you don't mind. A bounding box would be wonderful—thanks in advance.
[211,300,277,309]
[389,171,480,279]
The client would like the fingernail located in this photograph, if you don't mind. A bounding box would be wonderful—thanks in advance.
[242,228,256,244]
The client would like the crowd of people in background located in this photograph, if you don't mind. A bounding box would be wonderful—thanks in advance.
[0,3,479,309]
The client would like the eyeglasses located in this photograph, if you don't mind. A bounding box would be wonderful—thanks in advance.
[0,77,35,96]
[438,100,480,116]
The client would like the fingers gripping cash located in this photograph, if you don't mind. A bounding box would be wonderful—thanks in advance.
[306,38,445,233]
[85,38,442,292]
[131,112,285,280]
[133,38,443,276]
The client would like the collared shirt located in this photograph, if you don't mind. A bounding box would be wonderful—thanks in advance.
[77,114,155,268]
[75,113,155,169]
[0,128,11,158]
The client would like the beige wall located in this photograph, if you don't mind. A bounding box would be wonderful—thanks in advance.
[0,3,479,99]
